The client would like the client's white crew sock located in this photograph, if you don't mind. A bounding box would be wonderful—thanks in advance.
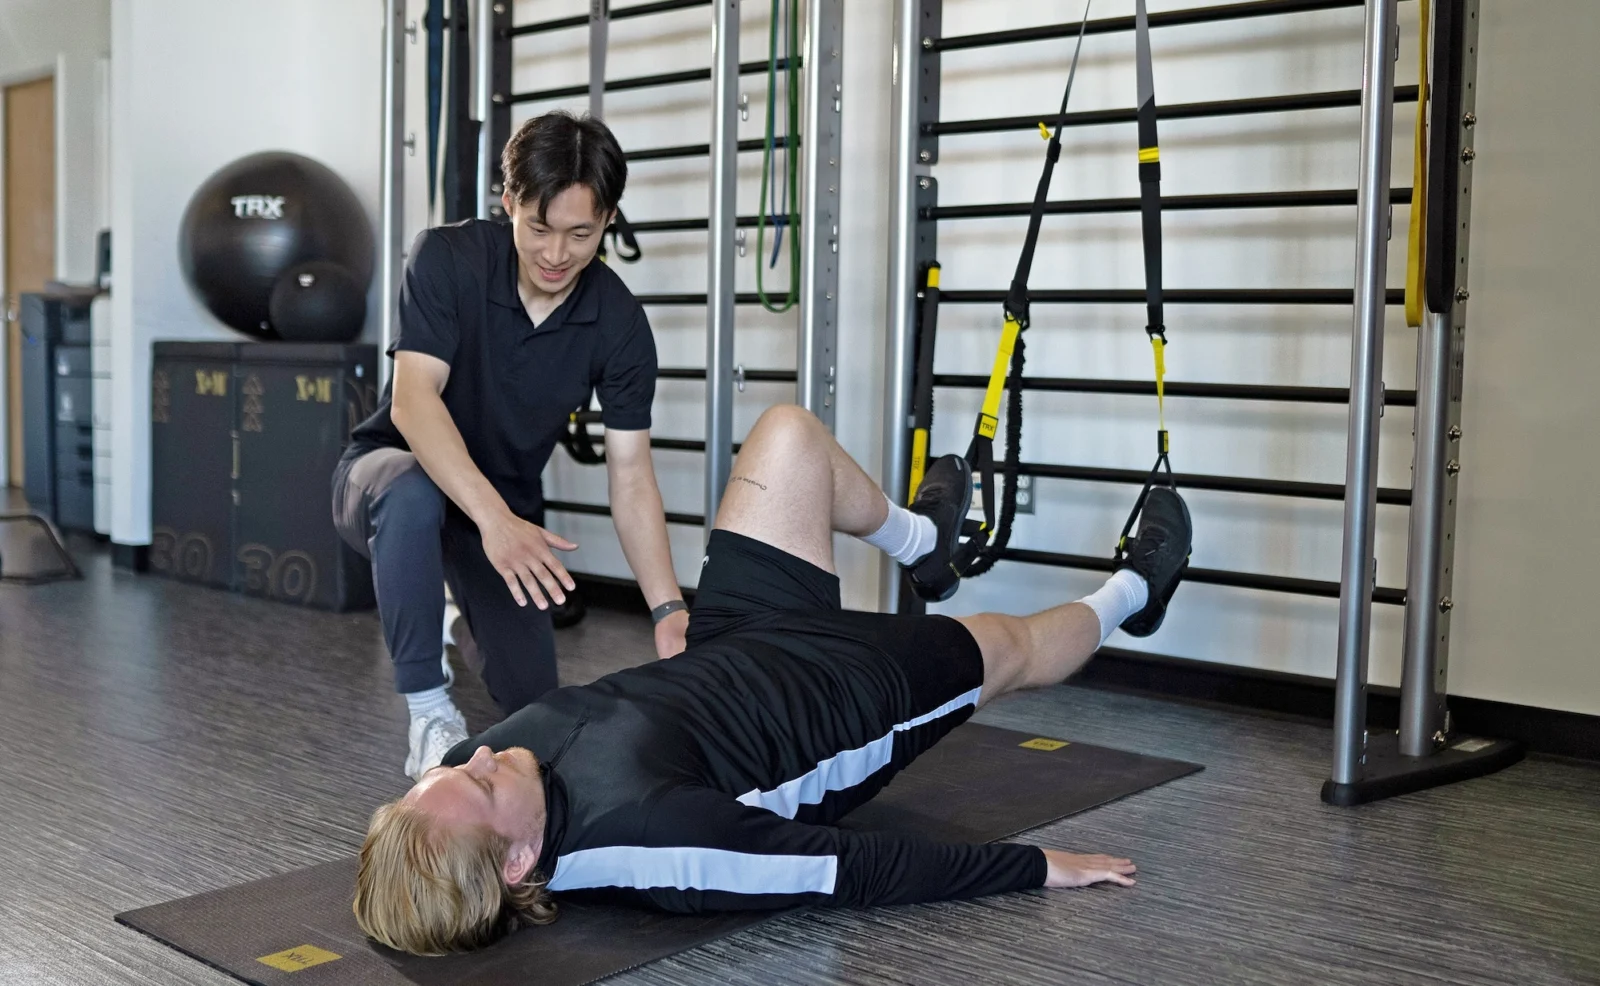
[860,494,939,566]
[404,684,460,722]
[1080,570,1151,647]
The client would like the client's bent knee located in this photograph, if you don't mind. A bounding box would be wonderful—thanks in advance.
[750,403,822,442]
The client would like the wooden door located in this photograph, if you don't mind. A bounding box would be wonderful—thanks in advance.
[5,76,56,488]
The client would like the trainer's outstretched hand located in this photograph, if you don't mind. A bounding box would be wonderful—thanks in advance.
[480,512,578,609]
[1042,849,1137,888]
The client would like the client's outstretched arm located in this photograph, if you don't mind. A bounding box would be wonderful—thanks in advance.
[549,787,1132,914]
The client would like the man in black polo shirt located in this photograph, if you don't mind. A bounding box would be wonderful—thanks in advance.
[334,112,686,779]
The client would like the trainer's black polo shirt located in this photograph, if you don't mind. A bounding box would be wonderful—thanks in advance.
[348,219,657,519]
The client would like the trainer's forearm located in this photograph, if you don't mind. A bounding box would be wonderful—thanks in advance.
[391,386,511,527]
[608,459,682,609]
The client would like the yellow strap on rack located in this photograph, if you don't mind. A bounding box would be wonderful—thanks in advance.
[1405,0,1431,328]
[1151,335,1167,434]
[908,430,929,505]
[977,315,1021,440]
[1037,122,1051,141]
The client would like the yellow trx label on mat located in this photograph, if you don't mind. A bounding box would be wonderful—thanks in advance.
[1138,146,1160,164]
[1019,737,1070,752]
[256,945,341,973]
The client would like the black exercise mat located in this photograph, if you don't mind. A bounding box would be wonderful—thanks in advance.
[116,723,1200,986]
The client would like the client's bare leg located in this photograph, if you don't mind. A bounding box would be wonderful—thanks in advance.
[710,404,902,574]
[955,603,1105,707]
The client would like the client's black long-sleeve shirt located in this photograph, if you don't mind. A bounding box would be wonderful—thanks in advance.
[442,612,1047,912]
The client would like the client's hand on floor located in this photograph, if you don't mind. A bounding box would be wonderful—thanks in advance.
[1042,849,1138,888]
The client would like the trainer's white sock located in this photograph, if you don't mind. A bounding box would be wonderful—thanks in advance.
[405,684,460,722]
[860,494,938,566]
[1080,570,1151,647]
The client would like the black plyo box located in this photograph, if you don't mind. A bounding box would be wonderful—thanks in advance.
[150,341,378,611]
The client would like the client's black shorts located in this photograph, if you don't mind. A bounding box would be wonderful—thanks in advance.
[688,530,986,822]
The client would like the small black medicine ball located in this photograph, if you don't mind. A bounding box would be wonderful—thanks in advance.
[269,261,367,343]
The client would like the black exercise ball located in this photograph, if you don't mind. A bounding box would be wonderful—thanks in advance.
[179,151,374,340]
[269,261,366,343]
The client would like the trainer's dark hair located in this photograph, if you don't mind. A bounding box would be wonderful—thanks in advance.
[500,111,627,222]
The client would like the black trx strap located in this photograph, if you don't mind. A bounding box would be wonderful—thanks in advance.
[561,402,608,465]
[947,0,1093,580]
[589,0,643,264]
[1114,0,1177,564]
[604,211,643,263]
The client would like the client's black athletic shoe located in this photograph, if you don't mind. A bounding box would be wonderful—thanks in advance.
[906,454,972,603]
[1114,486,1192,637]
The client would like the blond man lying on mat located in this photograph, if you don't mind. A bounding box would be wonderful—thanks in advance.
[354,406,1191,955]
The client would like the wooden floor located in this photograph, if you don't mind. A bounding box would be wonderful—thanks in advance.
[2,534,1598,986]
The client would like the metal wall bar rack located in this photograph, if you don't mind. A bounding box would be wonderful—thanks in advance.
[880,0,1517,802]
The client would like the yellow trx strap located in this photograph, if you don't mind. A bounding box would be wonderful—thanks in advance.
[978,315,1021,442]
[907,263,942,503]
[1151,335,1167,445]
[1405,0,1431,328]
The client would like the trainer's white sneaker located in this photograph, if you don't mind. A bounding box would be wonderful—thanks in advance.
[404,710,469,781]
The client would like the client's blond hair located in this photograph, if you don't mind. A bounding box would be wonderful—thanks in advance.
[353,800,558,955]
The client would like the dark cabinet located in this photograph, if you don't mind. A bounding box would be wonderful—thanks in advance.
[150,342,378,611]
[20,292,96,533]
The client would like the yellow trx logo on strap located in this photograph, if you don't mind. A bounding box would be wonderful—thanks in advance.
[976,315,1022,441]
[1151,335,1167,433]
[1139,146,1160,164]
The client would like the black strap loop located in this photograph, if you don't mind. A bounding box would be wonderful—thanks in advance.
[560,402,607,465]
[602,208,643,263]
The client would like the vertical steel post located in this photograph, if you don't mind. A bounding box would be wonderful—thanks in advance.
[1400,0,1479,758]
[704,0,740,535]
[1399,308,1453,754]
[798,0,843,430]
[1331,0,1400,786]
[380,0,409,389]
[878,0,925,611]
[474,0,493,219]
[589,0,609,119]
[488,1,513,219]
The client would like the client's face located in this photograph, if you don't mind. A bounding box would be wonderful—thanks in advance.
[407,746,546,846]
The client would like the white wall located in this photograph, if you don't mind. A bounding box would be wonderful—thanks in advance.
[1445,0,1600,714]
[0,0,111,481]
[89,0,1600,716]
[109,0,422,546]
[521,0,1600,717]
[902,0,1600,717]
